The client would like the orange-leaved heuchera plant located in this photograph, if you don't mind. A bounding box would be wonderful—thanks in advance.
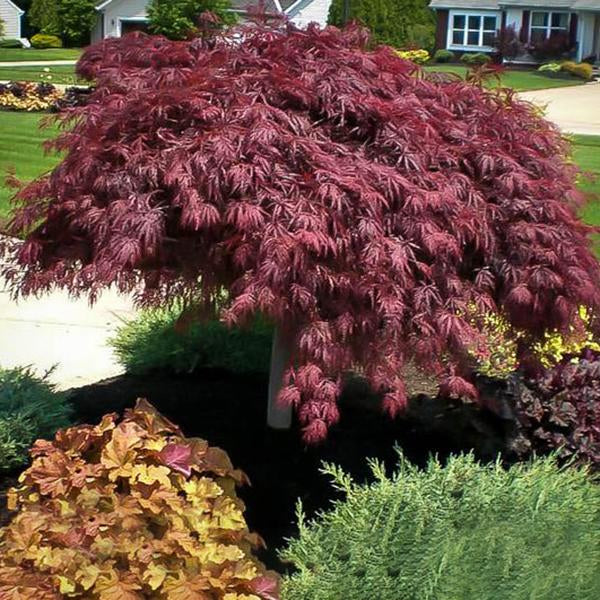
[0,399,279,600]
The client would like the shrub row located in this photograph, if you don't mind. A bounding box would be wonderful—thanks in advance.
[538,61,594,80]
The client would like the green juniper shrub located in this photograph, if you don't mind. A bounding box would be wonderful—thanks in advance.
[0,414,37,472]
[30,33,63,49]
[460,51,492,65]
[433,48,455,63]
[281,453,600,600]
[111,305,273,375]
[0,366,73,472]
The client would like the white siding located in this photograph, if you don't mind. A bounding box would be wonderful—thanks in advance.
[101,0,150,39]
[287,0,332,28]
[91,14,104,44]
[0,0,22,39]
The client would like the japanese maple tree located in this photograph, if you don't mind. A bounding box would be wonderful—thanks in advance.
[2,21,600,442]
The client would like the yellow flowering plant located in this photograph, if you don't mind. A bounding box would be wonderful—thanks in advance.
[0,81,64,112]
[468,305,600,378]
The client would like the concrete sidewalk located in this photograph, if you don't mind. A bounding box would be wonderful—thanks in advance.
[0,60,77,67]
[0,277,136,390]
[519,83,600,135]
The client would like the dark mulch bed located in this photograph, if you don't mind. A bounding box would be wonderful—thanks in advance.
[0,369,518,571]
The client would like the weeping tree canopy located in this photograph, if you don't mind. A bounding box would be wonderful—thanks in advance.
[2,21,600,442]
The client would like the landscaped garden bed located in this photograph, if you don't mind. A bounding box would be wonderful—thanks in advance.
[1,17,600,600]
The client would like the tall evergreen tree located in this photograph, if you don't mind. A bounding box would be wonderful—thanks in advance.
[56,0,97,46]
[28,0,61,36]
[29,0,96,44]
[148,0,235,41]
[328,0,435,49]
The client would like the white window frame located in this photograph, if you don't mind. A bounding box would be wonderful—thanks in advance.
[447,10,501,52]
[117,17,150,38]
[529,11,569,43]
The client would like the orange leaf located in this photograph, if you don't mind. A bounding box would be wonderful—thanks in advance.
[101,422,145,479]
[95,573,143,600]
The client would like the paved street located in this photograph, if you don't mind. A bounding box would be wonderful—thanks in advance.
[519,82,600,135]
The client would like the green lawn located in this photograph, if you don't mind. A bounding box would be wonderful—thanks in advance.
[0,65,79,84]
[575,136,600,236]
[423,64,584,92]
[0,48,82,62]
[0,112,61,224]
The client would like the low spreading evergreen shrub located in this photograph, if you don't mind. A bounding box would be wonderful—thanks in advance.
[460,52,491,65]
[281,453,600,600]
[0,366,72,471]
[433,48,454,62]
[0,399,280,599]
[111,305,273,375]
[30,33,63,49]
[0,414,37,473]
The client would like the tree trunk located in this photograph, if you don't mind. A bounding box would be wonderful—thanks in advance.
[267,327,293,429]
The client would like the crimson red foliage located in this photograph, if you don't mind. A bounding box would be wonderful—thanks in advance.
[2,22,600,442]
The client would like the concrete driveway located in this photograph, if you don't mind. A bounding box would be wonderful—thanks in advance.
[0,274,136,390]
[519,83,600,135]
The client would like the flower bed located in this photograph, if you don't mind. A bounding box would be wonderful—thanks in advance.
[0,81,92,112]
[0,82,63,112]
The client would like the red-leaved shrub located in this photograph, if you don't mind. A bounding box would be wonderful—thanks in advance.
[2,22,599,442]
[516,351,600,469]
[0,399,279,599]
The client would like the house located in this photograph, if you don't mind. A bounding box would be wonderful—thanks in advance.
[91,0,332,44]
[429,0,600,62]
[284,0,332,28]
[0,0,24,41]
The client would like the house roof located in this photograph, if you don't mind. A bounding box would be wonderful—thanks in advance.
[498,0,575,6]
[569,0,600,8]
[229,0,283,13]
[430,0,600,7]
[96,0,287,13]
[429,0,499,8]
[2,0,25,15]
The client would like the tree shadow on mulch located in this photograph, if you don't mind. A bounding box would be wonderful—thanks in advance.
[39,368,515,572]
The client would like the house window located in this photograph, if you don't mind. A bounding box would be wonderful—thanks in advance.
[451,14,498,48]
[530,12,569,43]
